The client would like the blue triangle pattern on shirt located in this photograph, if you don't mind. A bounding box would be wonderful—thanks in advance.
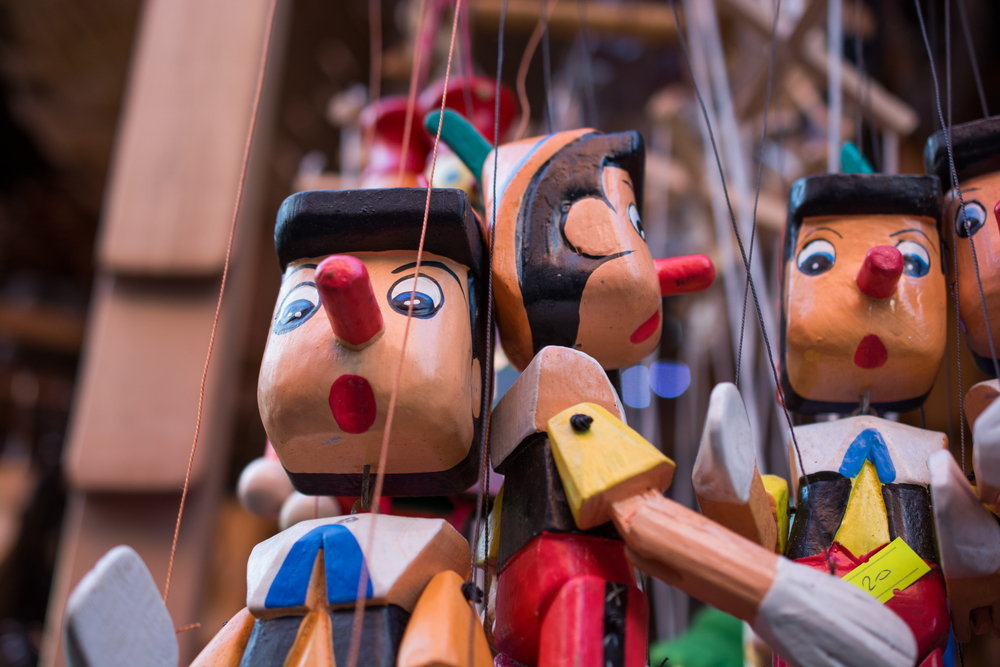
[264,524,373,609]
[838,427,896,483]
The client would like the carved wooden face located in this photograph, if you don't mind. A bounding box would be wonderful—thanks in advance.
[484,130,659,371]
[943,172,1000,365]
[257,251,482,494]
[783,214,946,409]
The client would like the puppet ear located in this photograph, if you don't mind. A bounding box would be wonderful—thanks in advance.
[424,109,492,183]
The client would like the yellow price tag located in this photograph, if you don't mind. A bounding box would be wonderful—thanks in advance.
[841,538,931,604]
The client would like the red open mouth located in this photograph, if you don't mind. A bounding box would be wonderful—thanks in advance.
[630,311,661,345]
[854,334,888,369]
[329,375,376,433]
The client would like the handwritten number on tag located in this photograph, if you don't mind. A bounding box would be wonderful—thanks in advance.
[862,569,890,592]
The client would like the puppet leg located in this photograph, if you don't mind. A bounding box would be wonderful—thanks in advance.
[537,575,647,667]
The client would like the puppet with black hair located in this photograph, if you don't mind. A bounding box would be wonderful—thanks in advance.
[426,111,714,371]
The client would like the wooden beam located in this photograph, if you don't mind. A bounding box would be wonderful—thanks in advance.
[0,299,84,353]
[470,0,679,43]
[800,30,919,136]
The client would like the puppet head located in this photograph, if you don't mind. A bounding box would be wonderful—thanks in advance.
[482,129,660,371]
[780,174,945,414]
[258,188,489,496]
[926,117,1000,375]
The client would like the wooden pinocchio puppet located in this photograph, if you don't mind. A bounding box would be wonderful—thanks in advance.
[64,187,495,667]
[425,110,714,372]
[924,117,1000,643]
[693,173,952,666]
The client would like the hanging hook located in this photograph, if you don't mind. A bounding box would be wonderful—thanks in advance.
[351,465,380,514]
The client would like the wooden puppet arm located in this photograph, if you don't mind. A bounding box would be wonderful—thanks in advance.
[610,491,916,667]
[973,388,1000,514]
[397,570,492,667]
[929,449,1000,642]
[693,383,781,553]
[548,402,916,667]
[612,489,775,621]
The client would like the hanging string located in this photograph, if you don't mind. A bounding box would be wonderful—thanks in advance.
[344,3,464,667]
[955,0,988,119]
[735,0,781,387]
[667,0,807,488]
[162,0,279,605]
[465,3,509,657]
[364,0,383,162]
[540,0,555,132]
[577,0,598,128]
[514,0,559,141]
[397,0,429,187]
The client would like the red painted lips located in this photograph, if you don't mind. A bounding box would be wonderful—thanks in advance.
[329,375,376,433]
[630,311,661,345]
[854,334,888,369]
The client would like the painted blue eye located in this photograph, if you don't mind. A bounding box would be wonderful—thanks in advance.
[955,201,987,238]
[796,239,836,276]
[897,240,930,278]
[274,283,318,334]
[628,203,645,240]
[387,274,444,318]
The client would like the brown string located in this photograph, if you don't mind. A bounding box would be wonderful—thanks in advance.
[174,623,201,635]
[397,0,430,187]
[514,0,558,141]
[343,3,464,667]
[162,0,278,606]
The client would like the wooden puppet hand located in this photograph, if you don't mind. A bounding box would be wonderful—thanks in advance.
[693,382,785,552]
[929,449,1000,642]
[237,451,340,529]
[548,403,916,667]
[973,391,1000,514]
[64,546,178,667]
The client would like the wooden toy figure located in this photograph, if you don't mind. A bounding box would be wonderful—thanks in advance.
[694,174,952,666]
[425,110,715,371]
[924,117,1000,644]
[63,187,495,667]
[482,347,916,667]
[926,117,1000,378]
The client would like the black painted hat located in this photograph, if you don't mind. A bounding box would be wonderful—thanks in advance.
[925,116,1000,186]
[274,188,483,272]
[786,173,942,231]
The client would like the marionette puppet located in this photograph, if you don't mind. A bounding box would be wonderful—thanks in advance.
[237,79,518,528]
[692,173,953,666]
[63,187,495,667]
[923,117,1000,643]
[482,343,918,667]
[424,110,715,372]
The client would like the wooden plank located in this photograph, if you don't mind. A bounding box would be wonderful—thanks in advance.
[800,29,919,136]
[97,0,277,275]
[470,0,678,43]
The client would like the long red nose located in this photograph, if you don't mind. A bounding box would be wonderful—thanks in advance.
[655,255,715,296]
[856,246,903,299]
[315,255,384,348]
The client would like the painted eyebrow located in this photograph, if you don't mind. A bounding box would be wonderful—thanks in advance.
[284,263,317,279]
[890,228,938,254]
[621,179,634,193]
[392,261,463,289]
[803,226,843,240]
